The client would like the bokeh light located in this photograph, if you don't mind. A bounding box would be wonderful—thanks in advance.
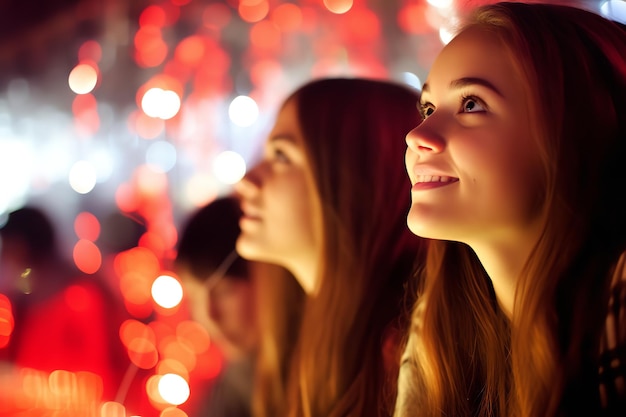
[324,0,353,14]
[0,294,14,348]
[146,140,177,173]
[69,160,97,194]
[228,95,258,127]
[68,63,98,95]
[151,274,184,309]
[601,0,626,23]
[141,88,182,120]
[157,373,190,406]
[73,239,102,274]
[100,401,127,417]
[213,150,246,185]
[74,211,100,241]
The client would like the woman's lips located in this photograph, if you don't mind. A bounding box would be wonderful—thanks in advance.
[411,175,459,191]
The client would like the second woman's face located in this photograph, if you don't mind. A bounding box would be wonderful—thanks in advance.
[235,99,321,293]
[405,28,543,247]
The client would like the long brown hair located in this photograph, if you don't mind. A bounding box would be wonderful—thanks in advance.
[253,78,425,417]
[404,3,626,417]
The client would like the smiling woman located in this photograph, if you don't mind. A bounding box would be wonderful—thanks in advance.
[398,2,626,417]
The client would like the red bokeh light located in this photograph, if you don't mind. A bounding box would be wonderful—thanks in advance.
[238,0,269,23]
[139,5,167,28]
[271,3,302,32]
[74,211,100,241]
[73,239,102,274]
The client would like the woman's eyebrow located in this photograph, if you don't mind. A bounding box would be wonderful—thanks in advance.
[269,134,296,144]
[421,77,504,98]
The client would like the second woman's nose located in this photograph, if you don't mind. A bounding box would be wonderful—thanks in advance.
[234,162,263,199]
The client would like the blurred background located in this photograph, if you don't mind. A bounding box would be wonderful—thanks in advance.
[0,0,623,416]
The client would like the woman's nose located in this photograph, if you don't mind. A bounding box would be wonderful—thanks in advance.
[405,120,445,155]
[234,162,262,198]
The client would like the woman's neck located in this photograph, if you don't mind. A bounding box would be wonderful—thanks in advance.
[470,228,540,319]
[288,257,319,295]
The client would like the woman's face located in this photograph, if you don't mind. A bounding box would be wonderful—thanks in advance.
[405,27,543,248]
[235,99,321,293]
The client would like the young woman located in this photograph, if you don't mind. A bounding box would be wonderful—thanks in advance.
[235,78,426,417]
[399,2,626,417]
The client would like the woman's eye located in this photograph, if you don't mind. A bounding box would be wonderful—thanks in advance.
[460,96,486,113]
[419,103,435,119]
[273,148,290,163]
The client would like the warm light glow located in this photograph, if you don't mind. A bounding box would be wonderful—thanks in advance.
[160,407,188,417]
[68,63,98,94]
[73,239,102,274]
[134,26,168,68]
[398,3,432,34]
[152,274,184,308]
[127,336,159,369]
[202,3,232,30]
[238,0,269,23]
[100,401,127,417]
[142,88,181,120]
[213,151,246,184]
[0,294,14,348]
[74,211,100,241]
[176,320,210,354]
[78,40,102,63]
[250,20,281,51]
[120,319,159,368]
[181,173,219,208]
[271,3,302,32]
[140,5,167,28]
[132,110,166,139]
[158,373,190,406]
[159,336,196,373]
[323,0,353,14]
[175,35,205,66]
[426,0,454,8]
[228,95,258,127]
[136,164,169,197]
[439,25,455,45]
[69,160,97,194]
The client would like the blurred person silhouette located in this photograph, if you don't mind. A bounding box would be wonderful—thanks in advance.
[0,205,128,407]
[175,195,264,417]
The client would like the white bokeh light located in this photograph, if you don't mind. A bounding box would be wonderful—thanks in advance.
[426,0,454,9]
[439,25,455,45]
[159,90,182,120]
[213,151,246,185]
[0,139,31,214]
[146,140,177,173]
[181,173,219,208]
[68,64,98,95]
[402,72,422,90]
[601,0,626,23]
[228,95,258,127]
[89,146,115,183]
[141,88,181,120]
[69,160,97,194]
[151,274,184,309]
[157,373,190,406]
